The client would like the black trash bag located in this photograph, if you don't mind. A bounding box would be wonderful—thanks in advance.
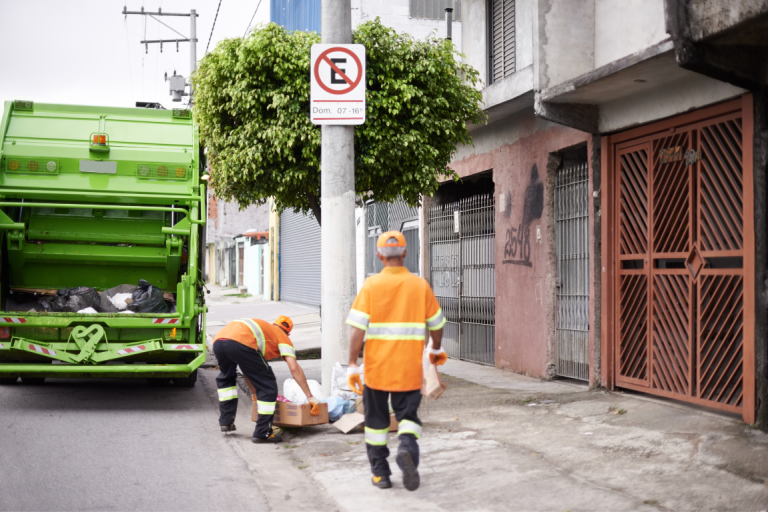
[127,279,169,313]
[51,287,101,313]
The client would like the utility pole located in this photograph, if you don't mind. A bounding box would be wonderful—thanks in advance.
[122,6,199,102]
[320,0,356,396]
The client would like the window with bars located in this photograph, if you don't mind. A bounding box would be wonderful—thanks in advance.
[410,0,462,21]
[489,0,515,83]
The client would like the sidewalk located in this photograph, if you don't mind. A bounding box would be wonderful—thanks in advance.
[202,297,768,511]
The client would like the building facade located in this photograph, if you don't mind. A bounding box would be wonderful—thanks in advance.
[442,0,768,425]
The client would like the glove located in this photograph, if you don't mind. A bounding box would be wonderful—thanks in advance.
[428,346,448,366]
[347,365,364,395]
[308,396,321,416]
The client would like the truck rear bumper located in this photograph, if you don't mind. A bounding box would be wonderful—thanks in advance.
[0,352,206,378]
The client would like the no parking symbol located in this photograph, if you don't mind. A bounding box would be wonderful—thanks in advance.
[310,44,366,125]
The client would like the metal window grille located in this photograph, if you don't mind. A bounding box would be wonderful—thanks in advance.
[489,0,515,84]
[367,200,420,276]
[410,0,462,21]
[555,161,590,381]
[429,194,495,365]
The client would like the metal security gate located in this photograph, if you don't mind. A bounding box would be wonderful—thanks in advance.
[367,200,420,275]
[429,194,495,365]
[609,97,755,421]
[280,209,321,306]
[555,161,590,380]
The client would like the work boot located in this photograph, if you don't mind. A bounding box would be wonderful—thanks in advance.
[396,450,420,491]
[371,475,392,489]
[220,424,236,432]
[251,433,283,444]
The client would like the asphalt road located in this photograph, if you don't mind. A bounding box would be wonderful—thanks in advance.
[0,373,269,511]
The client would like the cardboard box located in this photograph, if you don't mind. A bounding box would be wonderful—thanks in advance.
[251,399,329,427]
[332,398,398,434]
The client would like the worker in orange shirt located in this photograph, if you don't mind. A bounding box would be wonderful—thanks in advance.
[346,231,447,491]
[211,315,320,443]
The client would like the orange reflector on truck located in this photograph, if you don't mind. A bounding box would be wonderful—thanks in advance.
[0,327,9,339]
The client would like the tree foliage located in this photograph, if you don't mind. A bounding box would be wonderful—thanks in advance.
[193,20,484,225]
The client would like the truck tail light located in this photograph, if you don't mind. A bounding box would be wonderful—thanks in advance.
[0,327,10,339]
[89,133,109,152]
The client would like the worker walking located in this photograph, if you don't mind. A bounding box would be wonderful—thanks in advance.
[211,315,320,443]
[346,231,447,491]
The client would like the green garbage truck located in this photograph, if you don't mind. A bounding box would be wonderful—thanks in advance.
[0,100,207,386]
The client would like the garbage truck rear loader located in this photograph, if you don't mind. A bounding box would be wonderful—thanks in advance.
[0,101,207,386]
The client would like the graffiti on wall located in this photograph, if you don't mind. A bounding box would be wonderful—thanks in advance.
[503,164,544,266]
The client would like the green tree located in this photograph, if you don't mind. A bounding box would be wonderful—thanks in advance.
[193,19,484,225]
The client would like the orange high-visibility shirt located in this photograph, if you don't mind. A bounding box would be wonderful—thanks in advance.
[346,266,446,392]
[212,318,296,360]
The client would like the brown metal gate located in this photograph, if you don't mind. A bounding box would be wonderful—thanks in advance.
[604,97,755,423]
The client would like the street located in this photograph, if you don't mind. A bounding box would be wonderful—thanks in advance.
[3,294,766,511]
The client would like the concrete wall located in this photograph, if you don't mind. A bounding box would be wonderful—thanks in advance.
[594,0,667,68]
[687,0,768,41]
[352,0,462,51]
[451,109,595,379]
[537,0,595,90]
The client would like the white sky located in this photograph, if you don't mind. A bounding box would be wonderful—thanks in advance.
[0,0,270,109]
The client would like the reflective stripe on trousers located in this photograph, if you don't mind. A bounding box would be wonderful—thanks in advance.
[218,386,238,401]
[365,426,389,446]
[234,318,266,353]
[397,419,422,439]
[257,400,276,415]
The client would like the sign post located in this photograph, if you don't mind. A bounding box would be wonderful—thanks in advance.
[310,44,366,125]
[317,0,360,396]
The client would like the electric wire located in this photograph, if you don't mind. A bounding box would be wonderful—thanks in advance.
[206,0,223,54]
[243,0,264,39]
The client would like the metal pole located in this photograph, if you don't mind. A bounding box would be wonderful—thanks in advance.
[189,9,197,98]
[320,0,356,396]
[445,8,453,40]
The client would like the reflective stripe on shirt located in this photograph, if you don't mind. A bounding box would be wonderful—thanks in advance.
[426,308,446,330]
[278,343,296,358]
[346,308,370,331]
[366,322,426,340]
[234,318,265,354]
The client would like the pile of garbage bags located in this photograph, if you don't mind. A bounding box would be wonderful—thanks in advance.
[9,279,175,314]
[282,377,358,423]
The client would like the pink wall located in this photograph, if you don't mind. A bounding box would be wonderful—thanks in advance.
[451,123,595,379]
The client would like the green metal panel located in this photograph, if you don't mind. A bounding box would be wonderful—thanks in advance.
[0,100,206,379]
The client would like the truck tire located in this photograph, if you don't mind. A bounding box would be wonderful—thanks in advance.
[173,369,197,388]
[0,377,17,385]
[147,378,172,386]
[19,377,45,385]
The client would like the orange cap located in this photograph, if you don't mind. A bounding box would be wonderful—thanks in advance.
[275,315,293,334]
[376,231,406,248]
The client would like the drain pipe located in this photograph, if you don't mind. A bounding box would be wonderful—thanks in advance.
[445,7,453,41]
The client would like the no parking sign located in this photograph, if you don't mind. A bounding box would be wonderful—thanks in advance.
[310,44,366,125]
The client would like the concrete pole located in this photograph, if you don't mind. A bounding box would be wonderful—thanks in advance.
[190,9,197,97]
[320,0,356,396]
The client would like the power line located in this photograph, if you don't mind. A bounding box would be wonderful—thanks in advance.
[243,0,264,39]
[206,0,223,54]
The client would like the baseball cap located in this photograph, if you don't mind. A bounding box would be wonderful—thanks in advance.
[377,231,406,248]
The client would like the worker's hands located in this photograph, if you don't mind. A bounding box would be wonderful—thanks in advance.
[347,364,364,396]
[308,396,321,416]
[428,345,448,366]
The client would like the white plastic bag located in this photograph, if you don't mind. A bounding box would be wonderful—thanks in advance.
[283,378,323,404]
[331,362,365,400]
[109,293,133,311]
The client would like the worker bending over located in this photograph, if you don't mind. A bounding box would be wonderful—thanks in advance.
[212,315,320,443]
[346,231,447,491]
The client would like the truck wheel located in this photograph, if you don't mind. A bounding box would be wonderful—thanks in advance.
[147,378,172,386]
[19,377,45,385]
[174,370,197,388]
[0,377,17,385]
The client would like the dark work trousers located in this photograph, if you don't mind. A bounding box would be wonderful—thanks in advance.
[213,339,278,439]
[363,386,422,477]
